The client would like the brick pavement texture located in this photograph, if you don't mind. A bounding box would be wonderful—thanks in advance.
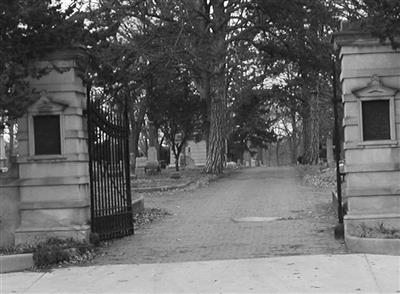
[94,166,347,265]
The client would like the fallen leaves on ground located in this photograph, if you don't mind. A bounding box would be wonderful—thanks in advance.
[298,165,336,188]
[134,208,172,230]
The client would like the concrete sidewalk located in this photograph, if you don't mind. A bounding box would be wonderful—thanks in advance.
[1,254,399,293]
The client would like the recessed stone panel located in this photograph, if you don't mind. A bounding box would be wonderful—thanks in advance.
[345,148,400,165]
[346,171,400,189]
[19,161,88,179]
[348,195,400,214]
[0,185,20,247]
[20,207,89,228]
[20,183,89,202]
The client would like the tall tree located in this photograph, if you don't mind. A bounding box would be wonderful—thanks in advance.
[120,0,259,174]
[147,67,206,171]
[344,0,400,48]
[228,89,277,162]
[84,0,175,172]
[180,0,229,174]
[254,0,340,164]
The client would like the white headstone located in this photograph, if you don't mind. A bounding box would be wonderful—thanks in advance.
[147,146,157,162]
[0,133,6,170]
[326,137,334,166]
[0,134,5,160]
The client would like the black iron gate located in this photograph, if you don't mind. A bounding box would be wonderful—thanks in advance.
[87,95,133,240]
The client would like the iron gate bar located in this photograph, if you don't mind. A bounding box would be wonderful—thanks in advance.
[123,95,132,220]
[87,85,95,231]
[87,89,133,241]
[332,58,343,225]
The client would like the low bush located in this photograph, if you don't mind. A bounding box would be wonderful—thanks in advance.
[133,208,172,229]
[32,238,96,268]
[297,165,336,188]
[357,223,400,239]
[1,237,97,268]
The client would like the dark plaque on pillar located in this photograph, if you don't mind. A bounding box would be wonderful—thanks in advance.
[34,115,61,155]
[362,100,390,141]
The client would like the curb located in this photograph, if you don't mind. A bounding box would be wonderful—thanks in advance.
[132,180,194,193]
[0,253,34,273]
[345,234,400,255]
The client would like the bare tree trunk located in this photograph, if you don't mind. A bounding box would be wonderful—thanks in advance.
[204,79,225,174]
[129,118,142,174]
[194,72,211,156]
[257,146,262,166]
[301,98,310,162]
[205,97,211,157]
[9,120,15,159]
[187,0,227,174]
[171,140,184,171]
[174,152,180,171]
[302,86,320,164]
[290,109,297,164]
[130,127,139,173]
[276,141,280,166]
[147,121,159,161]
[159,135,165,161]
[268,143,272,166]
[129,100,146,174]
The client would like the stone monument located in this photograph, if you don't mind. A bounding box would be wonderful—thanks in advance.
[334,23,400,253]
[15,48,90,244]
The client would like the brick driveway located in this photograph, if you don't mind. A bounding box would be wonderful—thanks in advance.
[94,166,347,265]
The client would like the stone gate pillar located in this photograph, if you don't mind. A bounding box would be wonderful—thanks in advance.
[15,48,90,244]
[334,23,400,253]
